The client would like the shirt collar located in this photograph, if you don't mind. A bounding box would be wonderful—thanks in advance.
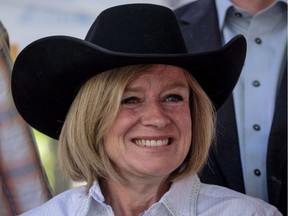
[215,0,233,30]
[89,181,106,204]
[215,0,287,30]
[160,174,200,215]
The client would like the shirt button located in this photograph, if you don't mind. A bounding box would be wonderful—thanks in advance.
[234,12,242,17]
[255,37,262,44]
[254,169,261,176]
[253,124,261,131]
[252,80,260,87]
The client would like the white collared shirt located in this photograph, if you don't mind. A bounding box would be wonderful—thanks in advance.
[215,0,287,202]
[21,174,281,215]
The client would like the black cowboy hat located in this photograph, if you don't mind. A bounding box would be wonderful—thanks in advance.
[11,4,246,140]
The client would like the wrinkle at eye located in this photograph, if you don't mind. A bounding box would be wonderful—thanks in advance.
[164,94,184,102]
[121,97,140,105]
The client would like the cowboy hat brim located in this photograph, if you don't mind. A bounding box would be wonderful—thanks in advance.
[12,34,246,139]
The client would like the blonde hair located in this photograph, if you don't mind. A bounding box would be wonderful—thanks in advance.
[59,64,215,189]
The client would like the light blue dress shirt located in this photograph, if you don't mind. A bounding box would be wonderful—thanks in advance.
[20,174,281,215]
[215,0,287,202]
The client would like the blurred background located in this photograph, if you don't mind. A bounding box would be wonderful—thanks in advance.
[0,0,195,195]
[0,0,193,52]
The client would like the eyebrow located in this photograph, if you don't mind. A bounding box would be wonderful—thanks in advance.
[125,82,189,92]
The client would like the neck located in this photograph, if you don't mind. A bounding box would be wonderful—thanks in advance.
[232,0,276,15]
[101,177,170,216]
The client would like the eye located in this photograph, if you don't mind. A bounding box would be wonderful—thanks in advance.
[121,97,140,105]
[164,94,184,103]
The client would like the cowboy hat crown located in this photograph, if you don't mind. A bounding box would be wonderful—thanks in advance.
[85,4,188,54]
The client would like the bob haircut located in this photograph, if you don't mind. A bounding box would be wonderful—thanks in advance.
[59,64,215,189]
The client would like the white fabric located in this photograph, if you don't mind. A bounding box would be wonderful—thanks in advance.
[21,174,281,216]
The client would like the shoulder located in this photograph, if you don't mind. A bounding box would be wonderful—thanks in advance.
[174,0,213,15]
[174,0,200,20]
[198,183,282,215]
[21,185,89,216]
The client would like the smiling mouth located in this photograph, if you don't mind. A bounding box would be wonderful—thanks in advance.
[133,138,172,147]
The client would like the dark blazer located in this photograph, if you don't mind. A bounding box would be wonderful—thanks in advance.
[175,0,287,214]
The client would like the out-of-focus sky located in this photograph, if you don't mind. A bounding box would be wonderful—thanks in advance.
[0,0,195,52]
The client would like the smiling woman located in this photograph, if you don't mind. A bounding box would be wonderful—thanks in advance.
[10,3,282,216]
[59,64,214,189]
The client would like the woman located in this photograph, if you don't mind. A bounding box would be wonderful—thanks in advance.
[12,3,281,216]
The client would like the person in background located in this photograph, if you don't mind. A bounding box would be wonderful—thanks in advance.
[175,0,287,214]
[0,21,52,215]
[11,4,282,216]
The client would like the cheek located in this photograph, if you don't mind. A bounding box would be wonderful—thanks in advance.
[111,110,137,133]
[176,108,192,145]
[105,110,137,145]
[104,112,139,163]
[176,106,191,129]
[103,128,125,163]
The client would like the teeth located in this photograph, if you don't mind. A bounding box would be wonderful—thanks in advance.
[135,139,169,147]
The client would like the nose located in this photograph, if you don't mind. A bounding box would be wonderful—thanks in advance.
[141,101,171,128]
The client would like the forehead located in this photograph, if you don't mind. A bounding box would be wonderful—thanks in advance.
[130,64,189,85]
